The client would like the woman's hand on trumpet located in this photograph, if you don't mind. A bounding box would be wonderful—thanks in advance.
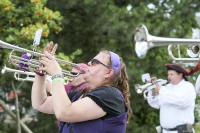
[38,42,62,76]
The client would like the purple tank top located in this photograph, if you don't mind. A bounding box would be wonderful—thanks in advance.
[59,89,128,133]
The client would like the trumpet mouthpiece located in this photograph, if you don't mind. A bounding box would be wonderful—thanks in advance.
[84,68,89,72]
[80,68,88,74]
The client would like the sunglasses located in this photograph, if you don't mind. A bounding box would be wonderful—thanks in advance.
[90,59,110,69]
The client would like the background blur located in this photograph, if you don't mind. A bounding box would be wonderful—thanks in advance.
[0,0,200,133]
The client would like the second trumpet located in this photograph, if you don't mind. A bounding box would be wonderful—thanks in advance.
[2,65,35,82]
[135,79,168,99]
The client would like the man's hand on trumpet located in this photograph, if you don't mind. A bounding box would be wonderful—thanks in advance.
[152,86,161,97]
[150,77,161,97]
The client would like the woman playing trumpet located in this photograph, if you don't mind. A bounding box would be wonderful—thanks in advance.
[31,42,132,133]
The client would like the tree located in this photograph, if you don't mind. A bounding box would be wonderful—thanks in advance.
[0,0,63,132]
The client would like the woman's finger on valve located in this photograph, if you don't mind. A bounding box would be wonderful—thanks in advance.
[51,43,58,56]
[48,41,54,52]
[43,44,50,53]
[43,41,53,53]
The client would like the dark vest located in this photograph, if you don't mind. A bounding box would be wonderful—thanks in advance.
[59,89,128,133]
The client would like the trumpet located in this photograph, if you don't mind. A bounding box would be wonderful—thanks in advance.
[1,65,35,82]
[135,79,167,99]
[0,40,86,79]
[134,24,200,62]
[1,65,73,82]
[168,44,200,63]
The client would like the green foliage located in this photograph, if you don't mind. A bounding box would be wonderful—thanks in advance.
[0,0,63,46]
[0,0,63,132]
[195,95,200,122]
[194,124,200,132]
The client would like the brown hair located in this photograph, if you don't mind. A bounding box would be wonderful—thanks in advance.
[100,50,132,124]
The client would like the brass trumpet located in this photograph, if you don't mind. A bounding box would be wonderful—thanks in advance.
[135,79,167,100]
[0,40,86,78]
[134,24,200,62]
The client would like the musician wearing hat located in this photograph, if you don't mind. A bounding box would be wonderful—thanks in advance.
[147,63,196,133]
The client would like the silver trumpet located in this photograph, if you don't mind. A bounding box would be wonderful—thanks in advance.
[1,65,35,82]
[135,79,167,100]
[134,24,200,63]
[168,44,200,63]
[0,40,86,78]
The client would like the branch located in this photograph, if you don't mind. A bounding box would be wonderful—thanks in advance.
[0,99,33,133]
[11,81,21,133]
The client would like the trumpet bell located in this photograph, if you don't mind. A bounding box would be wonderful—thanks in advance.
[135,41,149,59]
[135,83,152,94]
[134,25,150,58]
[134,24,167,58]
[135,84,142,94]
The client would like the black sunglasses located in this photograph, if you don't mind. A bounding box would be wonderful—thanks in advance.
[90,59,110,69]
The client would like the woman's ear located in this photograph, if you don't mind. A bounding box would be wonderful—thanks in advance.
[106,69,114,78]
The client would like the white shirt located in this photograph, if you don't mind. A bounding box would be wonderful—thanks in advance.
[147,79,196,132]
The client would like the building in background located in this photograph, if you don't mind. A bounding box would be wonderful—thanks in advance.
[192,12,200,39]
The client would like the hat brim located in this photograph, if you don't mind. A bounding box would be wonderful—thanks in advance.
[165,63,189,76]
